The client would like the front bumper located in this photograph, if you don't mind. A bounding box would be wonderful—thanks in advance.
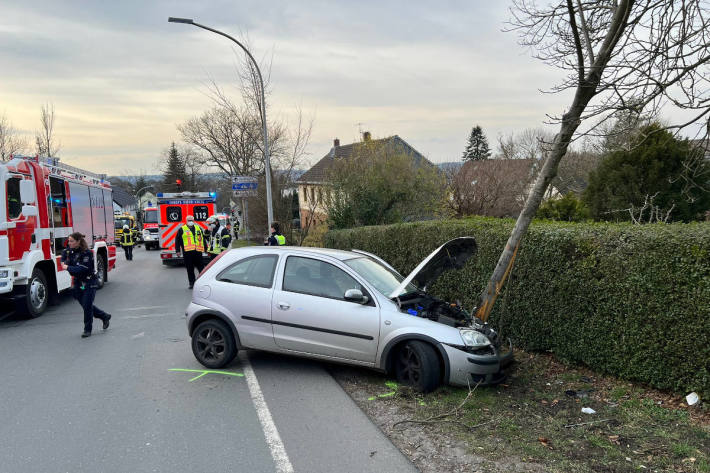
[444,338,514,387]
[0,267,13,295]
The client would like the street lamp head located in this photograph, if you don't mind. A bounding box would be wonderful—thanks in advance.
[168,17,194,24]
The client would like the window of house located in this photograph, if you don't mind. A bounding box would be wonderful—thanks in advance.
[303,187,308,203]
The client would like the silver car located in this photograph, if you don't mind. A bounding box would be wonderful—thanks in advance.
[185,237,513,392]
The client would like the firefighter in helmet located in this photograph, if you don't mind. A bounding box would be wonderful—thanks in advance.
[120,224,135,261]
[205,215,232,261]
[174,215,205,289]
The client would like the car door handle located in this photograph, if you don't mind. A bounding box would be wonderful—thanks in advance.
[278,302,290,310]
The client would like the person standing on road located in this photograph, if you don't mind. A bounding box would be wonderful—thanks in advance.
[174,215,205,289]
[265,221,286,246]
[61,232,111,338]
[120,224,135,261]
[205,216,232,261]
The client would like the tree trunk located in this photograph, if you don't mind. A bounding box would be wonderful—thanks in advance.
[475,0,632,322]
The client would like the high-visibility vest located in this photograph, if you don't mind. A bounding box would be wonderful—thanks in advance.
[181,225,204,252]
[207,227,227,255]
[275,234,286,245]
[121,231,134,246]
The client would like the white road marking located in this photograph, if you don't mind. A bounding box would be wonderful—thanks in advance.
[243,356,294,473]
[118,306,170,311]
[131,332,145,339]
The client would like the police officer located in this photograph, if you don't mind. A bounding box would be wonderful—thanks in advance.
[174,215,205,289]
[120,224,135,261]
[205,216,232,261]
[61,232,111,338]
[265,221,286,246]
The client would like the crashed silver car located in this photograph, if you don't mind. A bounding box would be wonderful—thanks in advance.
[184,237,513,392]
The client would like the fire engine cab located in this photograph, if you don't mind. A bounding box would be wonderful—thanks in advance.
[141,205,159,250]
[157,192,216,265]
[0,156,117,317]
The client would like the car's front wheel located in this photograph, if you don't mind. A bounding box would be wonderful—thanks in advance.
[394,340,441,393]
[191,319,237,369]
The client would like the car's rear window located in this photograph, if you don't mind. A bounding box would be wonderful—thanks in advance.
[217,255,278,288]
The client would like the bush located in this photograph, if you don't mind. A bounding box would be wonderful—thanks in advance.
[537,193,590,222]
[325,218,710,396]
[301,224,329,247]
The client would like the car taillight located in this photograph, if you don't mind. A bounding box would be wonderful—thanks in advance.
[197,251,228,280]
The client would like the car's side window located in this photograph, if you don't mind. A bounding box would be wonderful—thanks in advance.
[283,256,364,301]
[217,255,278,288]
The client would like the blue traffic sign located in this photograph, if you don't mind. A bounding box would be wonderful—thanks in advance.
[232,182,258,191]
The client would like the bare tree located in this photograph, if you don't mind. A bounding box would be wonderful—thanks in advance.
[496,128,554,161]
[476,1,710,322]
[447,159,536,218]
[0,113,27,161]
[179,39,313,240]
[35,103,60,157]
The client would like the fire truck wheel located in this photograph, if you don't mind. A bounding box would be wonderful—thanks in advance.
[21,268,49,318]
[96,254,107,289]
[191,319,237,369]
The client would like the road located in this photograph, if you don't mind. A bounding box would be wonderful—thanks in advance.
[0,247,417,473]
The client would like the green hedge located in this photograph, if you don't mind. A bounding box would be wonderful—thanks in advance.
[324,218,710,396]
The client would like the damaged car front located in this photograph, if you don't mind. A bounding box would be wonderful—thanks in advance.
[357,237,513,389]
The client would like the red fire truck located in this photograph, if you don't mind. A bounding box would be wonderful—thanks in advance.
[0,156,117,317]
[141,205,159,250]
[157,192,216,265]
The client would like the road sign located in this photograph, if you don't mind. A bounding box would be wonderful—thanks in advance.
[232,176,258,197]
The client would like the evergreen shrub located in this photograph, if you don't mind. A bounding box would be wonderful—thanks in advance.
[324,218,710,395]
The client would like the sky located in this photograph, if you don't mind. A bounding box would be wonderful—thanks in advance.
[0,0,577,175]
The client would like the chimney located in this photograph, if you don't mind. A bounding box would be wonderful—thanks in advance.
[333,138,340,147]
[363,131,371,141]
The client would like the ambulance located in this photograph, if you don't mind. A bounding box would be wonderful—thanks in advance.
[0,156,117,317]
[157,192,216,265]
[141,205,159,250]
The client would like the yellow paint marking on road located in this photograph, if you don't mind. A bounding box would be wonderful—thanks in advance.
[169,368,245,382]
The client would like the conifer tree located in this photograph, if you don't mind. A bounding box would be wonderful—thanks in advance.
[462,125,491,161]
[161,142,187,192]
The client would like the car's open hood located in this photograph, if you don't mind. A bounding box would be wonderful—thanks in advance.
[389,237,477,298]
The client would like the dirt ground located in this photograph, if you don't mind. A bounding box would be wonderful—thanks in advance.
[329,351,709,473]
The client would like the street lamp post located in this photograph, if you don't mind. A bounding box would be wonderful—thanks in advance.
[168,16,274,234]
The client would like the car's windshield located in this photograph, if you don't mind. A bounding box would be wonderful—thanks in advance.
[143,210,158,224]
[344,256,418,296]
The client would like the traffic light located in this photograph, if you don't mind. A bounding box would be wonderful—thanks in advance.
[175,179,182,189]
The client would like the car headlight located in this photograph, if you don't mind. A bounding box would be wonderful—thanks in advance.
[460,329,491,348]
[0,269,9,278]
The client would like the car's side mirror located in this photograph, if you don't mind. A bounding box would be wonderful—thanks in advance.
[19,180,36,204]
[21,205,38,217]
[344,288,369,304]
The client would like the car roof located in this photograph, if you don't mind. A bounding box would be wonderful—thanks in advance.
[230,246,361,261]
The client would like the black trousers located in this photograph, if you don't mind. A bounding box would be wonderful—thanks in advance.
[74,286,109,333]
[184,251,205,286]
[123,245,133,260]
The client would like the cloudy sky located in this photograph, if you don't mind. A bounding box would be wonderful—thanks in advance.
[1,0,575,175]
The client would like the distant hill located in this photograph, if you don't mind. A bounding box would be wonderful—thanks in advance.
[437,161,463,172]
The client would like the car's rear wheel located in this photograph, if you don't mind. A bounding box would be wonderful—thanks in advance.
[191,319,236,369]
[394,340,440,393]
